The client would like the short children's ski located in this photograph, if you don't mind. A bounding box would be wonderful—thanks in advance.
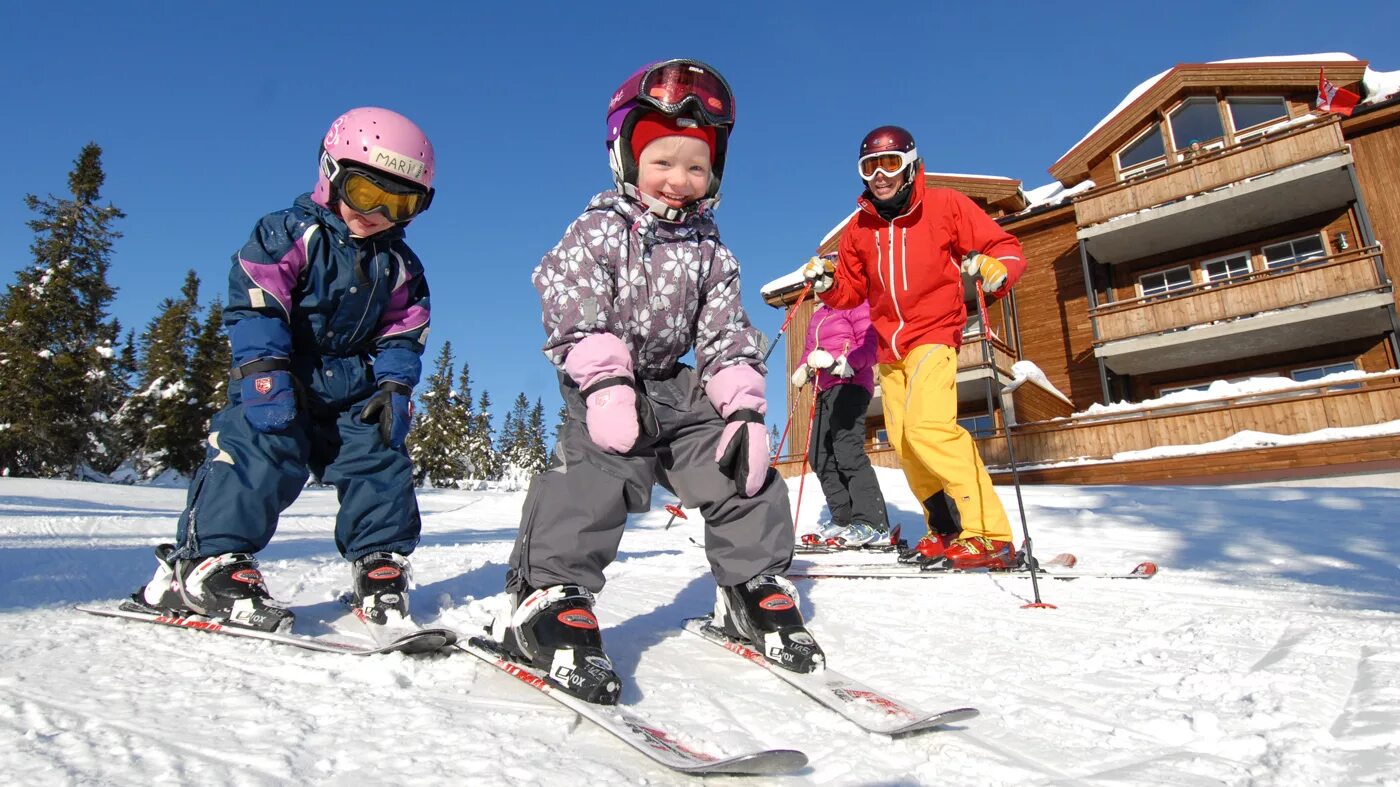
[786,561,1159,582]
[682,616,978,736]
[457,635,807,775]
[76,603,457,655]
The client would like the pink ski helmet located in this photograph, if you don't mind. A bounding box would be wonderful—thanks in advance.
[313,107,436,214]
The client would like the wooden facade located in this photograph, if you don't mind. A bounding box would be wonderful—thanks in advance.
[775,57,1399,485]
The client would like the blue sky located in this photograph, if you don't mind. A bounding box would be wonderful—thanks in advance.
[3,1,1398,428]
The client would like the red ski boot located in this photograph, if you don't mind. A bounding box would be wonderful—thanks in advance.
[944,536,1018,570]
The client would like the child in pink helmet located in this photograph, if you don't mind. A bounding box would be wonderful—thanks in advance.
[490,60,824,705]
[129,108,436,644]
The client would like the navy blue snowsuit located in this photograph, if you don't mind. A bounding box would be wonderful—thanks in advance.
[171,194,431,562]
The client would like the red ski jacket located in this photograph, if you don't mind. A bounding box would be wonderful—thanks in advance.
[820,167,1026,362]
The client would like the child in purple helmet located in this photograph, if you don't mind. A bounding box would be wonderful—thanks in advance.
[490,59,824,704]
[129,108,435,643]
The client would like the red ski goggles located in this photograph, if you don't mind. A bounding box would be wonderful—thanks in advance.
[323,154,434,222]
[858,149,918,181]
[624,59,735,127]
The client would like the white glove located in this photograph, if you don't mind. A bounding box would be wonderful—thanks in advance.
[790,364,811,388]
[830,354,853,378]
[807,349,834,369]
[802,257,835,293]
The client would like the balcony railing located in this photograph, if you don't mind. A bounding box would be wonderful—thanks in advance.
[1073,116,1347,229]
[1089,246,1389,345]
[956,332,1017,375]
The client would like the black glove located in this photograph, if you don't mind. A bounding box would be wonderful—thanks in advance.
[360,382,413,448]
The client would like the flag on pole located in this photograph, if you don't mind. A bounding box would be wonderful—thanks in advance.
[1317,68,1360,117]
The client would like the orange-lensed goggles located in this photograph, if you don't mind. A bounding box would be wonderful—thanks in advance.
[858,150,917,181]
[340,169,431,222]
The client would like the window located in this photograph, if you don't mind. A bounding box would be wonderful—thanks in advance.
[1227,96,1289,135]
[1291,361,1360,391]
[1169,98,1225,152]
[958,415,996,438]
[1202,253,1251,283]
[1117,123,1166,178]
[1158,383,1213,397]
[1138,266,1193,298]
[1263,235,1326,270]
[962,308,983,338]
[874,429,888,446]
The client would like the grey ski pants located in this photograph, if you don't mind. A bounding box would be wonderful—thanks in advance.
[507,366,793,595]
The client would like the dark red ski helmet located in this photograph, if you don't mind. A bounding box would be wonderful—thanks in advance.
[859,125,917,157]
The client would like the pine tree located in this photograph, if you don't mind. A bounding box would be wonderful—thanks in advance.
[0,143,125,476]
[188,299,230,433]
[556,401,569,441]
[410,342,471,487]
[527,398,549,471]
[126,271,204,476]
[468,390,500,481]
[499,392,535,489]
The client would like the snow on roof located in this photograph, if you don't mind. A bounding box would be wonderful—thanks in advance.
[1017,179,1096,214]
[1076,368,1386,420]
[1362,65,1400,105]
[760,267,807,299]
[1066,53,1361,161]
[923,171,1018,182]
[1002,360,1073,405]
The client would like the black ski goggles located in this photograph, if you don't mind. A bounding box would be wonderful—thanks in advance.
[621,59,735,127]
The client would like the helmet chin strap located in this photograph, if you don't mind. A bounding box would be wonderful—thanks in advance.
[619,182,718,221]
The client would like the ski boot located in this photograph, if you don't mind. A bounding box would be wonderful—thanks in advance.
[715,575,824,673]
[825,521,887,549]
[131,544,294,633]
[898,533,954,565]
[491,584,621,705]
[943,536,1018,570]
[800,520,844,547]
[350,552,413,627]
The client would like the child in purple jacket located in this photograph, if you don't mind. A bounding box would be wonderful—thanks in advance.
[488,59,824,705]
[792,302,889,546]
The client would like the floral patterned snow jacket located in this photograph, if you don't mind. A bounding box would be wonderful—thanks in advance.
[533,191,766,385]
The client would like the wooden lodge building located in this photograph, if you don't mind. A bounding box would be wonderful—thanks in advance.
[764,55,1400,485]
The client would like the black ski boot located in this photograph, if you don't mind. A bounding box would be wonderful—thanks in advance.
[130,544,294,633]
[350,552,413,626]
[715,575,825,673]
[491,584,621,705]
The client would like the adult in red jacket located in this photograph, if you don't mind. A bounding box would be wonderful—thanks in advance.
[791,301,889,547]
[804,125,1026,569]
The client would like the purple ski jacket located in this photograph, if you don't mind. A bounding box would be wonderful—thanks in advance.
[799,302,877,395]
[533,191,766,383]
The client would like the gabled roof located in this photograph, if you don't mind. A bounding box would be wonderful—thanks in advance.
[1049,55,1368,185]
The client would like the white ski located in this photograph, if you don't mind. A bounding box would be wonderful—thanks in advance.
[77,603,456,655]
[457,636,808,775]
[682,617,979,735]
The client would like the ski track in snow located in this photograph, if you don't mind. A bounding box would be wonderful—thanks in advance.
[1,471,1398,785]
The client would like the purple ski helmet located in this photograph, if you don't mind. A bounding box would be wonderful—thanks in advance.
[606,59,735,206]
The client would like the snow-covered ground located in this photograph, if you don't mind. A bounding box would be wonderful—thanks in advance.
[2,469,1398,785]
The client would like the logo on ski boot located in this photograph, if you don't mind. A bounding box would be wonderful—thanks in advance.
[759,593,795,611]
[367,567,402,581]
[557,609,599,629]
[230,569,263,585]
[253,376,273,395]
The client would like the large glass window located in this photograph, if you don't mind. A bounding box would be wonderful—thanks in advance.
[1202,253,1251,283]
[1291,361,1360,391]
[1263,235,1326,270]
[1169,98,1225,151]
[1117,123,1165,173]
[1138,266,1193,298]
[1227,96,1289,134]
[958,414,996,438]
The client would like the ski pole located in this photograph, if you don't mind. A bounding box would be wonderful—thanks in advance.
[663,503,688,530]
[973,275,1052,609]
[770,397,798,467]
[762,279,815,365]
[791,369,821,534]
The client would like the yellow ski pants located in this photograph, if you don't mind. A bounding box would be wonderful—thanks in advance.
[877,344,1012,542]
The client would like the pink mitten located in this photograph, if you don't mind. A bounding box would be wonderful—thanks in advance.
[705,364,771,497]
[565,333,639,454]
